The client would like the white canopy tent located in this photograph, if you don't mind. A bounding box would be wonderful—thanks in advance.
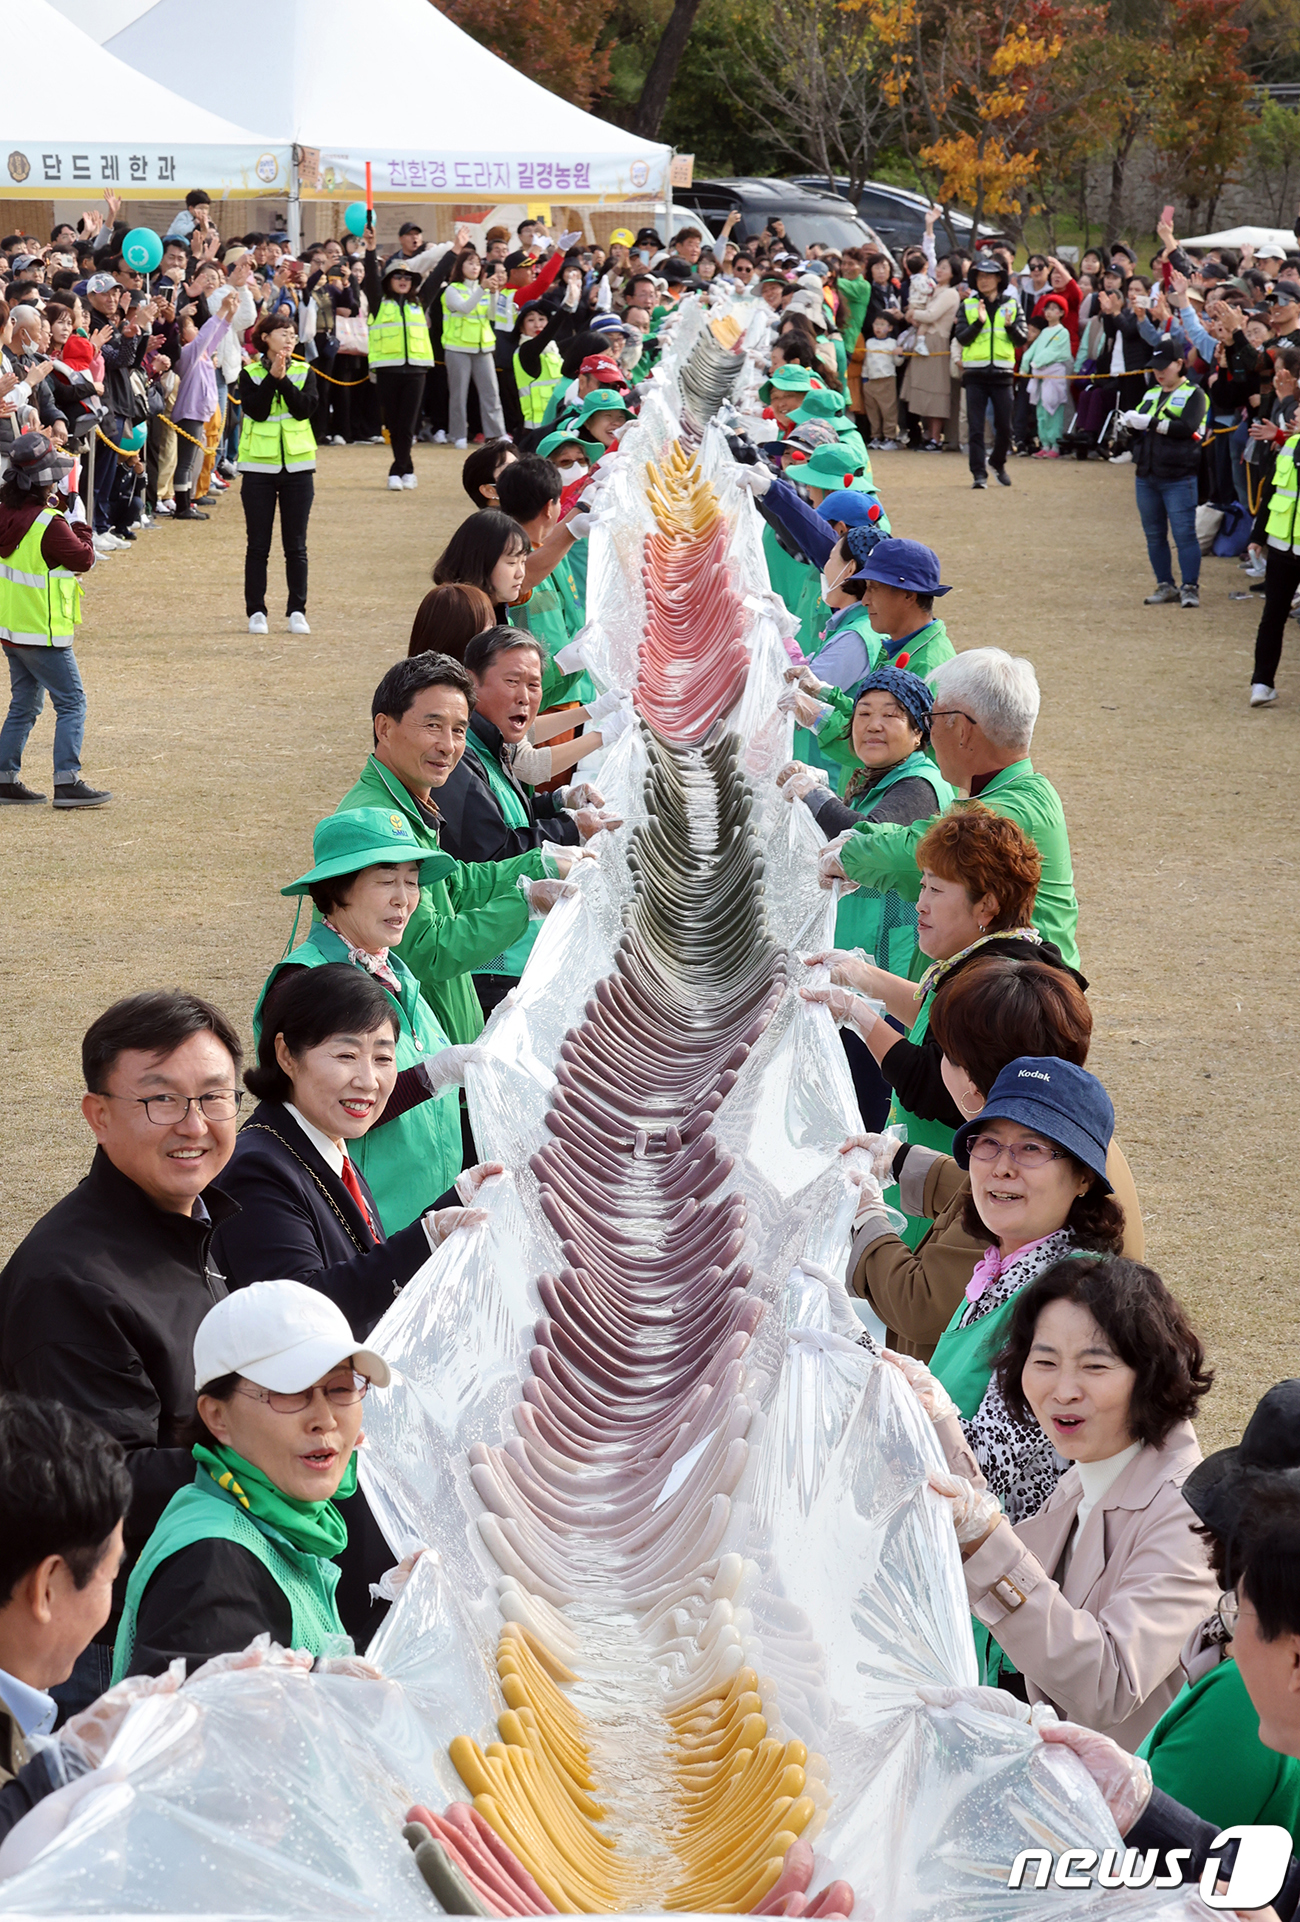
[4,0,289,201]
[76,0,671,229]
[1178,224,1299,256]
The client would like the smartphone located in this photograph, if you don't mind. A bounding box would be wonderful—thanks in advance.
[1161,204,1175,229]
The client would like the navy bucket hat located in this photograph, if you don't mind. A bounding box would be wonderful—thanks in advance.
[856,536,951,596]
[952,1055,1114,1191]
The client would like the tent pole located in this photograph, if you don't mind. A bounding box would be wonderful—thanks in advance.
[288,147,302,253]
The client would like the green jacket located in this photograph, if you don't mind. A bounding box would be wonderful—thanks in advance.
[836,276,873,355]
[839,758,1082,970]
[816,619,958,772]
[1139,1655,1300,1850]
[334,755,547,1044]
[508,552,593,707]
[256,923,461,1232]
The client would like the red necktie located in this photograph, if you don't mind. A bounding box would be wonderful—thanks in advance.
[340,1156,381,1243]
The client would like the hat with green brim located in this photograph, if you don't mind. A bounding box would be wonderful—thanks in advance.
[282,808,444,896]
[568,387,634,459]
[537,429,589,462]
[796,442,867,490]
[789,388,852,426]
[759,364,819,402]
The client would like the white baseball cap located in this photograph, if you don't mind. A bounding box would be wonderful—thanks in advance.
[193,1279,391,1394]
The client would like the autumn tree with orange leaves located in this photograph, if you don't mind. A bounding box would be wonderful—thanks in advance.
[439,0,616,107]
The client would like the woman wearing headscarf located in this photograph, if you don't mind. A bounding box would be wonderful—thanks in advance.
[113,1280,393,1678]
[779,667,953,1126]
[904,1252,1215,1746]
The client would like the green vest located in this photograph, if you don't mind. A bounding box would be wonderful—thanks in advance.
[834,755,954,971]
[238,361,317,473]
[255,925,461,1232]
[463,730,540,977]
[1139,1655,1300,1848]
[960,295,1018,371]
[514,344,563,425]
[1135,378,1200,429]
[1267,440,1300,550]
[0,508,82,646]
[367,297,433,368]
[929,1287,1021,1419]
[509,563,593,708]
[112,1472,343,1682]
[441,286,496,353]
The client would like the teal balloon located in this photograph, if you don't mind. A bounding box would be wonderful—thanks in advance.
[122,226,163,273]
[344,201,370,237]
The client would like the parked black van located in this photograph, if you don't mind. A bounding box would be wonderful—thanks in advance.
[789,176,992,257]
[672,177,894,261]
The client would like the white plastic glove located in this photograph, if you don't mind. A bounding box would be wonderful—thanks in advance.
[799,981,875,1030]
[187,1638,314,1686]
[1038,1721,1154,1831]
[1122,408,1150,430]
[559,781,604,809]
[456,1160,503,1204]
[795,692,832,729]
[785,766,828,801]
[838,1125,904,1183]
[526,877,579,912]
[732,463,772,497]
[553,230,583,253]
[369,1547,427,1603]
[596,705,635,746]
[928,1469,1004,1546]
[574,805,623,838]
[423,1204,488,1244]
[314,1653,385,1679]
[844,1162,885,1226]
[917,1683,1058,1730]
[586,687,628,722]
[817,837,857,891]
[554,638,587,673]
[421,1043,484,1094]
[881,1349,959,1423]
[58,1662,184,1772]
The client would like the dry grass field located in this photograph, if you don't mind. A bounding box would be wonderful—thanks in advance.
[1,440,1295,1448]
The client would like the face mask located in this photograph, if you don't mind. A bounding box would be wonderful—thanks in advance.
[554,461,586,482]
[820,560,852,600]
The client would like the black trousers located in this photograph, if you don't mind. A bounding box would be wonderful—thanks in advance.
[241,469,314,615]
[964,373,1014,478]
[374,365,426,474]
[1252,545,1300,689]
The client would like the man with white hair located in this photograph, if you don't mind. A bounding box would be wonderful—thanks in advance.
[827,646,1081,967]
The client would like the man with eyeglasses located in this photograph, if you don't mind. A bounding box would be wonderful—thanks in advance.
[0,990,244,1714]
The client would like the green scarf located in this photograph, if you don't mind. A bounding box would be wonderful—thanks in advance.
[193,1439,355,1561]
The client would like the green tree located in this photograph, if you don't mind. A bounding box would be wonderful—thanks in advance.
[1247,97,1300,221]
[1150,0,1252,225]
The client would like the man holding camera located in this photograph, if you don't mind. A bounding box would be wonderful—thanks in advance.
[0,433,108,809]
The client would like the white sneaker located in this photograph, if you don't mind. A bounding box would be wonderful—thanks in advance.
[1109,450,1133,464]
[1250,683,1278,706]
[288,612,311,635]
[330,435,346,446]
[433,430,447,445]
[93,532,123,553]
[453,437,468,449]
[248,612,269,635]
[402,472,418,489]
[387,475,404,491]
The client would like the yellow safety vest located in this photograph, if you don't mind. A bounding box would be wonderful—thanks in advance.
[959,294,1018,371]
[367,297,433,369]
[0,507,82,646]
[441,285,497,353]
[238,361,317,473]
[1267,438,1300,550]
[513,344,563,425]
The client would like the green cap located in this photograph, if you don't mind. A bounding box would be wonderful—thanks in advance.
[571,388,633,427]
[537,429,589,462]
[796,442,867,489]
[760,365,818,402]
[789,388,851,425]
[282,808,444,896]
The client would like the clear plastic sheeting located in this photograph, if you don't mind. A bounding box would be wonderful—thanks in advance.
[0,288,1203,1922]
